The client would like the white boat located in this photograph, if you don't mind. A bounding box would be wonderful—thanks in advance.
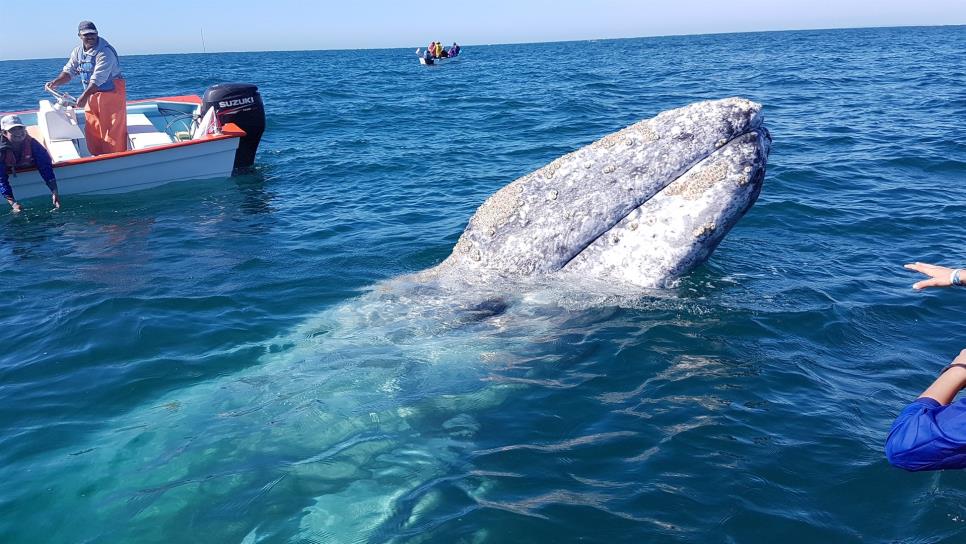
[2,83,265,200]
[416,48,461,65]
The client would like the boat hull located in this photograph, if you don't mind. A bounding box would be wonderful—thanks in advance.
[9,135,240,200]
[3,95,247,201]
[418,54,459,66]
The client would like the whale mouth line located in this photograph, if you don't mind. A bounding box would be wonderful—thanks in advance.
[557,123,766,272]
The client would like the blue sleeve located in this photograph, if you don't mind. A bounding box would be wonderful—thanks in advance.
[31,140,57,192]
[885,398,966,471]
[0,165,11,200]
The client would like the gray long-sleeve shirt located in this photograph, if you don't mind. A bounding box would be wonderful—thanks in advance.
[63,37,123,91]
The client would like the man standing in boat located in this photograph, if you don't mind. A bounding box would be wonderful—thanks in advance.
[45,21,128,156]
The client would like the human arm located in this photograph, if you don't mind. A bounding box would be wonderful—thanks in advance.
[885,350,966,471]
[75,86,95,108]
[31,139,59,208]
[45,71,72,91]
[46,50,77,90]
[904,262,964,290]
[920,350,966,405]
[0,168,22,212]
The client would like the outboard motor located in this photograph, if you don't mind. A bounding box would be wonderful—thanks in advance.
[202,83,265,170]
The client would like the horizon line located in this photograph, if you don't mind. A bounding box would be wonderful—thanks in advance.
[1,22,962,62]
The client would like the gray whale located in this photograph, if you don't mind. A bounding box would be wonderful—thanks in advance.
[2,98,772,543]
[421,96,771,289]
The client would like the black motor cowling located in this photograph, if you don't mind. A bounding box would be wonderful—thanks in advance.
[202,83,265,170]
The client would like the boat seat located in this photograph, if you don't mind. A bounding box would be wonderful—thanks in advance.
[26,125,43,142]
[127,113,173,150]
[23,125,64,162]
[35,99,85,162]
[47,140,84,162]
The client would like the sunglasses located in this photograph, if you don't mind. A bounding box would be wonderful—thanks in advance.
[5,127,26,135]
[79,33,98,39]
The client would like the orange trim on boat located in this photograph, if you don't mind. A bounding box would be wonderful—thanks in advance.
[129,95,203,105]
[2,107,40,116]
[53,122,246,168]
[0,95,203,117]
[8,123,246,174]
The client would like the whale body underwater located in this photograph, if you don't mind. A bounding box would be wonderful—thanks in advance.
[5,98,771,542]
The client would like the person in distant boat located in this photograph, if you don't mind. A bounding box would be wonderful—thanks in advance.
[885,262,966,471]
[45,20,128,156]
[427,41,437,59]
[434,41,444,58]
[449,42,460,56]
[0,115,60,213]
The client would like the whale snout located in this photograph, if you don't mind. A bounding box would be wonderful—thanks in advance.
[435,97,771,290]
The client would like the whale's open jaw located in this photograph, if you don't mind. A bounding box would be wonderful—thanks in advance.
[560,125,771,287]
[562,117,769,256]
[432,97,772,289]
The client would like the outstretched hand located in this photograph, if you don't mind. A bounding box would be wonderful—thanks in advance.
[905,262,958,290]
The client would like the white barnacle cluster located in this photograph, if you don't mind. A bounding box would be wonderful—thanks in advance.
[692,221,717,239]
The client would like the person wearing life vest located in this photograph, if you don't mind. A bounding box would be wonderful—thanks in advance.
[434,42,444,58]
[449,42,460,56]
[0,115,59,213]
[45,20,128,156]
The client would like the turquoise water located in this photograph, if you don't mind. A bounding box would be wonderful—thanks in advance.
[1,26,965,542]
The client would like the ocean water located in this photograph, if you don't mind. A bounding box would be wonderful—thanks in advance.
[0,25,965,543]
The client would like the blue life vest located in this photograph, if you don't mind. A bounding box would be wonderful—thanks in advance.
[78,41,121,92]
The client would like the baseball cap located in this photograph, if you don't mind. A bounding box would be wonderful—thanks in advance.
[78,21,98,35]
[0,115,25,131]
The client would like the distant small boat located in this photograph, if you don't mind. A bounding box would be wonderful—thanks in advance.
[416,47,461,66]
[1,83,265,200]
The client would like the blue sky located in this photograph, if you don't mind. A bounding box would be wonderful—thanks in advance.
[1,0,963,61]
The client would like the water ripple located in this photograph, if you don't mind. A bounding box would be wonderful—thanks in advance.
[0,25,965,543]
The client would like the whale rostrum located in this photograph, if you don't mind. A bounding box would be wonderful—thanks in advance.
[424,97,771,289]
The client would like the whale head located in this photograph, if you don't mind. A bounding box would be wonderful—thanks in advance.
[428,97,771,289]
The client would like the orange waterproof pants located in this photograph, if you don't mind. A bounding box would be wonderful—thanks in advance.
[84,78,128,155]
